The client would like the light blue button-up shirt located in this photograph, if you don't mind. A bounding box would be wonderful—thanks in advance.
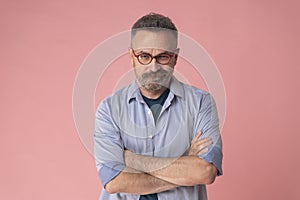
[94,77,223,200]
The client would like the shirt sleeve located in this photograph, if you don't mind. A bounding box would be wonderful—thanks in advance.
[94,98,125,187]
[194,93,223,176]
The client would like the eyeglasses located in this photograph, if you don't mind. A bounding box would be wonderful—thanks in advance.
[131,49,176,65]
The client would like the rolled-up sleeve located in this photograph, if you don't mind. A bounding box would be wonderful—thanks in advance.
[94,98,125,187]
[194,93,223,176]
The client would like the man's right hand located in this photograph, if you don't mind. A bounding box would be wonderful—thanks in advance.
[188,131,213,156]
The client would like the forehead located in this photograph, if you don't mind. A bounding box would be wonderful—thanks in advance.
[131,30,177,52]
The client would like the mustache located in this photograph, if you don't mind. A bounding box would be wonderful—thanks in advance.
[142,69,170,78]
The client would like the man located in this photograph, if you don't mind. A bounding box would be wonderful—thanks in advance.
[94,13,223,200]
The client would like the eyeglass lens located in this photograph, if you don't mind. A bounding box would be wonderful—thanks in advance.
[137,53,172,65]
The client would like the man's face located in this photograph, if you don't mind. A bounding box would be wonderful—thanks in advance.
[130,30,178,92]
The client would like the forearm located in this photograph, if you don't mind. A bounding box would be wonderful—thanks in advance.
[125,153,217,186]
[150,156,216,185]
[105,167,178,195]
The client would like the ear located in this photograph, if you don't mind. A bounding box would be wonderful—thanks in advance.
[173,48,180,66]
[174,48,180,55]
[129,48,134,66]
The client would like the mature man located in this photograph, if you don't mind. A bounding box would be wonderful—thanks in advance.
[94,13,223,200]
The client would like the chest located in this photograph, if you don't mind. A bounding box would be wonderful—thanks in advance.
[114,99,195,157]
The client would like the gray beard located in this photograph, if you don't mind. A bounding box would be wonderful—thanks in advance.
[142,82,163,92]
[135,69,173,92]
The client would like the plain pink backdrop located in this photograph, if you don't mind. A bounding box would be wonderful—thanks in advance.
[1,0,299,199]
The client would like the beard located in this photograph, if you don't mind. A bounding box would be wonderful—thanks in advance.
[135,68,174,92]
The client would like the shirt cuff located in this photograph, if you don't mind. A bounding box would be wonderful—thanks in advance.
[98,162,125,187]
[200,146,223,176]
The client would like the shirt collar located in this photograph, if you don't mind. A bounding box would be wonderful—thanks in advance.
[127,80,143,103]
[127,76,185,103]
[169,76,185,99]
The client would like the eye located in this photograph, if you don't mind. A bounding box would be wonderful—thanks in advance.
[157,54,170,61]
[138,53,151,60]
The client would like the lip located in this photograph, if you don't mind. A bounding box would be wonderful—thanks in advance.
[151,78,161,81]
[150,74,166,79]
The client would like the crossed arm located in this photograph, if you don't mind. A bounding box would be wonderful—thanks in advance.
[105,131,218,194]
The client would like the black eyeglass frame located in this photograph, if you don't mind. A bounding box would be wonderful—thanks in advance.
[131,49,177,65]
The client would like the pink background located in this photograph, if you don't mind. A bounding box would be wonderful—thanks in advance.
[1,0,299,199]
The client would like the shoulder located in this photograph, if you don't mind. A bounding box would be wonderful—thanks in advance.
[179,81,212,103]
[96,84,132,111]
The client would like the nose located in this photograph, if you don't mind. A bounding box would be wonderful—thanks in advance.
[148,58,161,72]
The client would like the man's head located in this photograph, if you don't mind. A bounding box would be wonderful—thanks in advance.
[131,13,178,48]
[130,13,179,93]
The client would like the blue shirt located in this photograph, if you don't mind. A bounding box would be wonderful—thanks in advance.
[94,77,223,200]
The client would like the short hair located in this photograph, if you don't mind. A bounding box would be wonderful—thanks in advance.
[131,13,178,45]
[132,13,177,31]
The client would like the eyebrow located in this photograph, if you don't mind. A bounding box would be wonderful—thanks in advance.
[137,50,172,55]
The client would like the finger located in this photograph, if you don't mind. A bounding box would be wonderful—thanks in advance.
[192,146,209,156]
[193,139,213,152]
[191,132,201,145]
[194,137,213,147]
[198,147,209,155]
[193,131,202,142]
[198,141,213,151]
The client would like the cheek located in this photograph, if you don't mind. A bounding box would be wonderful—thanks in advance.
[134,66,145,75]
[162,65,174,72]
[170,60,176,66]
[169,56,178,66]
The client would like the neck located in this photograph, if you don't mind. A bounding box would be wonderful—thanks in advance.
[139,86,168,99]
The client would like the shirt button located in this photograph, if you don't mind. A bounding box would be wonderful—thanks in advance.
[147,110,151,115]
[148,135,153,139]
